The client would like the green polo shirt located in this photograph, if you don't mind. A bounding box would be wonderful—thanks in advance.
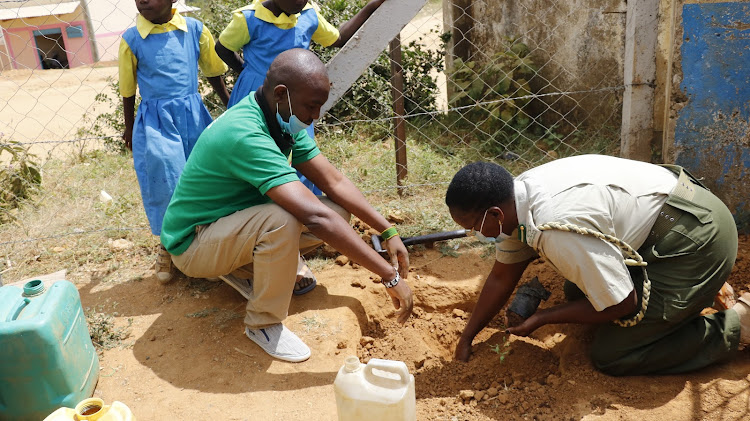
[160,92,320,255]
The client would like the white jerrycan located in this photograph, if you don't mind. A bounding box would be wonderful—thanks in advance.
[334,356,416,421]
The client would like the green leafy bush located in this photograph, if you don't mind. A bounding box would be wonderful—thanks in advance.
[311,0,443,124]
[448,36,536,134]
[77,80,138,154]
[0,138,41,222]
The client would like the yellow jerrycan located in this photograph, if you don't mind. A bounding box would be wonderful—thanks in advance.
[334,356,416,421]
[42,398,135,421]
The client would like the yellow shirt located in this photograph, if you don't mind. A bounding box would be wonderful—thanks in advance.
[218,1,340,52]
[119,10,228,98]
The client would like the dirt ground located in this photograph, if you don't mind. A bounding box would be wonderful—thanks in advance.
[63,235,749,420]
[0,64,118,147]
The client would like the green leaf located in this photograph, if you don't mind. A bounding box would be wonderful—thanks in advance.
[468,78,486,101]
[500,109,515,123]
[494,76,512,95]
[511,42,530,58]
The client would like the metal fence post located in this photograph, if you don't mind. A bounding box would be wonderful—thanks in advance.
[389,35,407,196]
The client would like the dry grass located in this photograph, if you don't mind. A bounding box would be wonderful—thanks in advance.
[0,150,156,285]
[0,132,470,285]
[1,123,613,284]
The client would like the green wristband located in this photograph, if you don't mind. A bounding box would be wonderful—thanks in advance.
[381,227,399,241]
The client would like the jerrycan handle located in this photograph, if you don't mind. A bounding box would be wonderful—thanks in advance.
[364,358,410,390]
[6,297,30,322]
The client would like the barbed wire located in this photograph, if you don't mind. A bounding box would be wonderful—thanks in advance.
[0,226,149,247]
[1,86,628,147]
[0,135,116,147]
[320,85,629,128]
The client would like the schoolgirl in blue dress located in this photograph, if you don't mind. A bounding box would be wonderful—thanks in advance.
[119,0,229,283]
[215,0,387,195]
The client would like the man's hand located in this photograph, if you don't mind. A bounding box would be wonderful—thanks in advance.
[385,278,413,323]
[505,313,541,337]
[384,235,409,279]
[454,336,473,362]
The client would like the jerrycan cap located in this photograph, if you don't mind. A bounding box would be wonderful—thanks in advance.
[23,280,46,297]
[344,356,362,373]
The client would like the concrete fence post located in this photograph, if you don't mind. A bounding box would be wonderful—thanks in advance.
[620,0,659,162]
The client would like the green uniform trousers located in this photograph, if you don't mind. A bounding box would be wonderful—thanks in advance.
[567,179,739,375]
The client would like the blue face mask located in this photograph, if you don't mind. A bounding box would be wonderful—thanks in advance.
[276,89,310,135]
[474,209,511,244]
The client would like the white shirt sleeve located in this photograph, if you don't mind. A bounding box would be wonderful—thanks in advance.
[536,229,634,311]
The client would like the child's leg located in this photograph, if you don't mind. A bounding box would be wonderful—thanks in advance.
[155,242,173,284]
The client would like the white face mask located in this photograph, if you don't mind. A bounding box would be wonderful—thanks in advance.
[474,208,511,244]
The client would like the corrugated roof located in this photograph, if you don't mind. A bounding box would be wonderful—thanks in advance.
[0,1,80,21]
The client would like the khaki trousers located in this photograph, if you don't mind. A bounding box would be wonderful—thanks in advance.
[172,198,349,328]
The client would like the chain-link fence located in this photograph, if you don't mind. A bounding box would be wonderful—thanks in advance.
[0,0,628,279]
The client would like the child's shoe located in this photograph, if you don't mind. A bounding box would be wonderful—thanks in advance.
[294,255,317,296]
[155,245,174,284]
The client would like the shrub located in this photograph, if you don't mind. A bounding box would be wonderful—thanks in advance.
[311,0,443,124]
[77,80,138,155]
[0,137,41,222]
[447,36,537,135]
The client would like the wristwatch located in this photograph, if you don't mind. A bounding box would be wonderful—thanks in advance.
[381,271,400,288]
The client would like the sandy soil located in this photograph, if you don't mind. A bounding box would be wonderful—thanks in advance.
[0,63,119,159]
[65,235,750,420]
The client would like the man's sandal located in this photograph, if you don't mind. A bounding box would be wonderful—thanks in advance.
[294,261,317,296]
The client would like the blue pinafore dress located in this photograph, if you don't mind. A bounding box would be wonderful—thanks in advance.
[227,8,323,194]
[122,18,214,235]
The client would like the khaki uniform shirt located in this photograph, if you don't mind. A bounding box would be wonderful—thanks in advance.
[496,155,678,311]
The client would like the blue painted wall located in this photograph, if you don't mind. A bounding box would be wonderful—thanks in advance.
[675,2,750,232]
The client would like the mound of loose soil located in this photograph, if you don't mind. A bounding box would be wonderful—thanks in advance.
[80,235,749,420]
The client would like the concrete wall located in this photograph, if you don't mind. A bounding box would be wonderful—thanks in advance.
[671,1,750,231]
[443,0,627,130]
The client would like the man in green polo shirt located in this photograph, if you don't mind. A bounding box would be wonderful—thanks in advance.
[160,49,413,362]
